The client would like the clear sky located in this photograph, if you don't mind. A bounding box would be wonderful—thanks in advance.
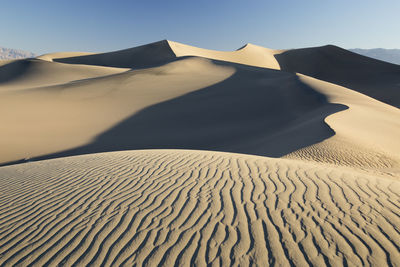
[1,0,399,54]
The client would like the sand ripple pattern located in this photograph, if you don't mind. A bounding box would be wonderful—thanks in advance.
[0,150,399,266]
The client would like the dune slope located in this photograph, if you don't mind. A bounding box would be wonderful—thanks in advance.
[168,41,281,69]
[284,74,400,174]
[275,45,400,107]
[0,56,349,165]
[53,40,177,69]
[0,58,128,90]
[0,150,399,266]
[1,40,399,174]
[49,40,281,70]
[0,57,235,164]
[1,40,400,267]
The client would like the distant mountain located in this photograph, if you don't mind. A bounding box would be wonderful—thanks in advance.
[349,48,400,65]
[0,47,35,60]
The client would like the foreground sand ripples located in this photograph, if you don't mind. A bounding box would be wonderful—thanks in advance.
[0,150,399,266]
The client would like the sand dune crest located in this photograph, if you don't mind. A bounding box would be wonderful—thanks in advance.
[275,45,400,107]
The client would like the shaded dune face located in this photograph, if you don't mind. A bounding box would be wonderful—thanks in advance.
[0,58,128,90]
[0,40,399,170]
[53,40,177,69]
[31,62,346,162]
[275,45,400,107]
[0,150,399,266]
[0,57,235,164]
[52,40,281,70]
[0,59,32,83]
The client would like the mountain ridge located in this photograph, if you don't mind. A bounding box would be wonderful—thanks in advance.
[349,48,400,65]
[0,46,35,60]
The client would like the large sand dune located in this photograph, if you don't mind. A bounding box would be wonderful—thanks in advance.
[0,58,128,91]
[49,40,281,70]
[275,45,400,107]
[0,40,399,266]
[1,41,399,170]
[0,150,399,266]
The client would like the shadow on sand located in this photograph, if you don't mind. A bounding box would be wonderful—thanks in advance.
[2,61,348,166]
[274,45,400,108]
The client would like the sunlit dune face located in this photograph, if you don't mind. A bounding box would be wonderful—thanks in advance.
[0,57,234,163]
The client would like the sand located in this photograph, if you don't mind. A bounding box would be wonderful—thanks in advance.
[275,45,400,107]
[0,150,399,266]
[0,40,399,266]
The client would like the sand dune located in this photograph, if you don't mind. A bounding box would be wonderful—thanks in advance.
[0,57,234,163]
[168,41,281,70]
[1,55,354,166]
[1,41,398,172]
[281,74,400,175]
[48,40,281,70]
[1,40,399,266]
[0,58,128,90]
[36,41,400,109]
[52,40,177,69]
[0,59,14,67]
[0,150,399,266]
[37,51,95,61]
[275,45,400,107]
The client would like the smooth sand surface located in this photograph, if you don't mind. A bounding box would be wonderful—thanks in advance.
[49,40,281,70]
[0,57,235,163]
[0,59,14,67]
[284,74,400,175]
[0,40,399,266]
[0,150,399,266]
[37,51,95,61]
[0,58,129,91]
[168,41,281,70]
[275,45,400,107]
[1,41,399,173]
[52,40,177,69]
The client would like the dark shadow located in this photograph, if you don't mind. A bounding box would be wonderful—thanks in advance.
[0,61,348,167]
[0,59,36,84]
[54,40,177,69]
[275,45,400,108]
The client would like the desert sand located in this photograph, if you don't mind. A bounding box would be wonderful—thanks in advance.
[0,40,399,266]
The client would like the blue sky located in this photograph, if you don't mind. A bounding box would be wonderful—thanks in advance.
[1,0,399,54]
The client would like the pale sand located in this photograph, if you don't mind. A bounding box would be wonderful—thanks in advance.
[0,57,235,163]
[284,74,400,175]
[167,41,281,70]
[0,59,14,67]
[0,58,129,91]
[50,40,281,70]
[37,52,95,62]
[0,150,399,266]
[0,41,399,173]
[0,40,399,266]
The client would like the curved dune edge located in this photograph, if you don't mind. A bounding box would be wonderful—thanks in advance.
[284,74,400,174]
[0,58,130,91]
[40,40,281,70]
[0,149,399,266]
[37,52,96,62]
[0,57,235,164]
[167,40,281,70]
